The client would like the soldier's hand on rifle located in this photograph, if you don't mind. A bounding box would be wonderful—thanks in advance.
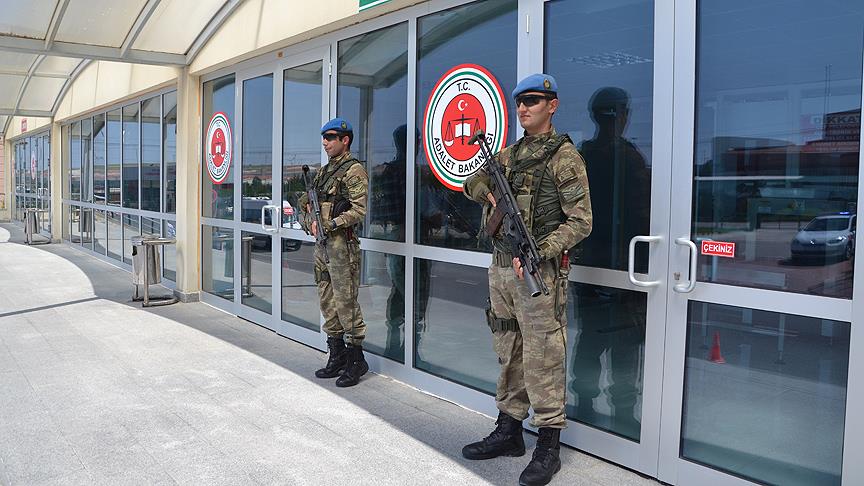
[486,193,497,207]
[512,257,524,280]
[311,220,318,237]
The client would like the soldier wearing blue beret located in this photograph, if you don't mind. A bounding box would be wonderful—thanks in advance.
[298,117,370,387]
[462,74,593,486]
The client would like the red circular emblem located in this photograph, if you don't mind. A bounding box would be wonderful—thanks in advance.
[210,128,226,167]
[440,93,486,162]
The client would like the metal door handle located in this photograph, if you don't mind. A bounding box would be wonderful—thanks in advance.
[628,235,662,287]
[673,237,697,293]
[261,204,279,233]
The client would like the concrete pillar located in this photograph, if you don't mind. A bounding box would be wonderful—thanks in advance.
[50,122,63,242]
[174,66,201,302]
[1,137,10,222]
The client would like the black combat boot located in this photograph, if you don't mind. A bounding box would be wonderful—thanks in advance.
[335,343,369,387]
[518,428,562,486]
[315,336,347,379]
[462,411,526,460]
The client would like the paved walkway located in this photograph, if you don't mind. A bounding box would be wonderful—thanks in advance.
[0,223,660,486]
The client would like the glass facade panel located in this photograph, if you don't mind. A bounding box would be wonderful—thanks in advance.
[203,225,235,301]
[70,205,81,243]
[681,302,849,486]
[242,231,272,313]
[358,250,404,363]
[107,109,122,205]
[337,22,409,242]
[62,125,70,200]
[282,62,323,230]
[163,91,177,213]
[203,75,235,220]
[122,103,140,209]
[693,2,864,298]
[81,118,92,203]
[566,283,646,441]
[80,207,94,249]
[415,1,517,251]
[280,239,318,330]
[94,209,107,255]
[163,220,177,281]
[122,214,140,265]
[545,0,654,273]
[93,114,106,204]
[70,121,81,201]
[413,259,493,393]
[107,210,122,260]
[141,96,161,212]
[242,75,274,225]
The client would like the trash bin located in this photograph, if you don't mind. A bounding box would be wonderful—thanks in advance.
[24,208,47,245]
[131,236,161,286]
[131,236,178,307]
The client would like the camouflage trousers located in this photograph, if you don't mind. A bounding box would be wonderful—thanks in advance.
[488,256,568,429]
[314,230,365,345]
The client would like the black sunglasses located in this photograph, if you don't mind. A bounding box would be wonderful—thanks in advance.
[322,133,343,141]
[515,94,555,108]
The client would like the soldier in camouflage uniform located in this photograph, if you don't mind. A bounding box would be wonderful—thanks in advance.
[299,118,370,388]
[461,74,592,486]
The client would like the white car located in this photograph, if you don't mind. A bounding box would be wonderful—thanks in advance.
[791,213,856,261]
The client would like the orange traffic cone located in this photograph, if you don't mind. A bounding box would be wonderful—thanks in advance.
[708,331,725,364]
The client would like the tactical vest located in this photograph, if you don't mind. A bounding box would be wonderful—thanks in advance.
[315,156,359,205]
[506,133,573,242]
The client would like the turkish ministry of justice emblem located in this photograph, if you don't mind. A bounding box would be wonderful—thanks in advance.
[423,64,508,191]
[206,112,232,184]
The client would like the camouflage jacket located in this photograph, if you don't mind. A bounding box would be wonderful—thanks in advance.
[299,151,368,234]
[463,128,593,260]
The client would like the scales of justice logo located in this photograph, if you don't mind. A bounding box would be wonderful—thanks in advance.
[206,112,233,184]
[423,64,508,191]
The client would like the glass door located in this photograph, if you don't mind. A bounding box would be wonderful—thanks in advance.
[234,65,278,328]
[539,0,674,476]
[658,2,864,485]
[275,47,331,349]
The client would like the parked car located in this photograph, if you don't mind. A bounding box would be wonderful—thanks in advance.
[790,213,856,261]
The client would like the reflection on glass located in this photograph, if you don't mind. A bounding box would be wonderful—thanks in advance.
[142,217,160,267]
[358,251,405,363]
[337,22,408,242]
[282,62,323,230]
[80,208,93,249]
[281,239,319,330]
[413,259,494,393]
[242,231,272,314]
[164,91,178,213]
[122,103,140,209]
[94,210,107,255]
[415,1,517,251]
[141,96,161,212]
[71,121,81,201]
[122,214,140,264]
[107,211,121,260]
[93,114,106,204]
[203,75,235,220]
[693,2,864,298]
[203,225,234,300]
[70,205,81,243]
[81,118,92,203]
[242,75,274,225]
[545,0,653,273]
[107,109,122,205]
[162,220,177,281]
[566,283,646,441]
[682,301,849,486]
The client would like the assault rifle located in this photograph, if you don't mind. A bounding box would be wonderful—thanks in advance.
[469,130,549,297]
[302,165,329,264]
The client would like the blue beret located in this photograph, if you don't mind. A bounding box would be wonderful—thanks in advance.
[512,73,558,98]
[321,117,352,134]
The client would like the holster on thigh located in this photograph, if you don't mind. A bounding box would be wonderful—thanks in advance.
[314,267,331,284]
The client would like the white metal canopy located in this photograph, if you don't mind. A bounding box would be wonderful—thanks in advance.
[0,0,244,135]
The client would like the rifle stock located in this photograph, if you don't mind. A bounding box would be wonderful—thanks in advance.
[302,165,330,264]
